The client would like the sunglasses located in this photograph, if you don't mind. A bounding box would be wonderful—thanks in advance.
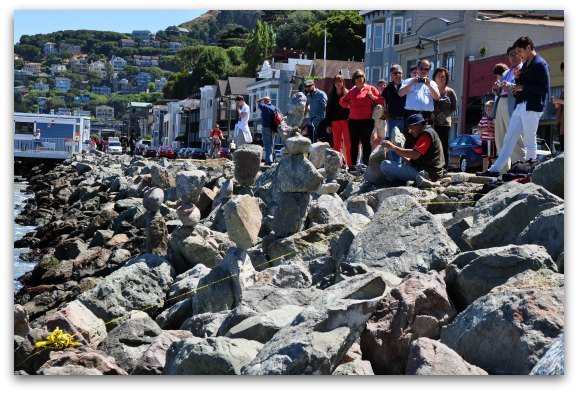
[418,67,430,71]
[353,75,364,79]
[391,71,403,75]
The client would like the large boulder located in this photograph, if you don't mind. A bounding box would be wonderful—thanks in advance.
[224,195,262,249]
[277,154,324,193]
[242,272,388,375]
[441,269,564,374]
[405,337,488,375]
[306,194,352,228]
[516,204,564,261]
[77,254,175,323]
[530,333,564,375]
[36,347,128,375]
[445,244,557,310]
[163,337,263,375]
[462,182,563,250]
[132,330,194,375]
[97,314,162,373]
[361,271,457,375]
[344,194,460,277]
[176,170,207,204]
[531,153,564,199]
[271,192,311,237]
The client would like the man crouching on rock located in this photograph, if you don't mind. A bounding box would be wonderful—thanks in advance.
[379,113,445,187]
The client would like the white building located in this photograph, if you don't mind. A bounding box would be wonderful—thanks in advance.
[96,105,115,119]
[23,62,42,75]
[50,64,67,75]
[89,60,108,78]
[43,42,59,56]
[110,55,127,71]
[199,85,218,148]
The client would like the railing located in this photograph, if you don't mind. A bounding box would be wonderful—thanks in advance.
[14,137,76,153]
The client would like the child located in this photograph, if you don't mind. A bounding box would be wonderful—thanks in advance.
[477,100,495,171]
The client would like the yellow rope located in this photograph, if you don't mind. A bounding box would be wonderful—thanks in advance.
[34,327,79,350]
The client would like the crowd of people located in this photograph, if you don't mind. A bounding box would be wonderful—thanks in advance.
[251,35,562,185]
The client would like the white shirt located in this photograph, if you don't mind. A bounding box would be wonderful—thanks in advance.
[34,132,41,140]
[238,103,250,129]
[401,77,440,111]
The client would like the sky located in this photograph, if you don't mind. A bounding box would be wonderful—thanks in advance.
[14,9,207,43]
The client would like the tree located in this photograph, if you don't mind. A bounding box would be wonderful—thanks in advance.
[148,82,157,92]
[217,24,249,48]
[275,10,328,50]
[14,57,25,70]
[303,11,365,61]
[243,21,275,76]
[14,44,41,62]
[46,96,66,110]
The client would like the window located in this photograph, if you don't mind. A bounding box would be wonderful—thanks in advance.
[393,17,403,45]
[365,67,370,81]
[371,67,381,86]
[405,18,413,36]
[543,86,563,121]
[383,63,390,82]
[373,23,384,51]
[365,24,371,53]
[269,90,278,107]
[443,51,456,81]
[15,122,34,135]
[385,18,392,47]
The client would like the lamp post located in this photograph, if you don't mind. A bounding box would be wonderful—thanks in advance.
[416,36,440,70]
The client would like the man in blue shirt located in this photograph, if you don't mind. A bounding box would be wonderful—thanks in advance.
[304,80,327,143]
[257,96,276,165]
[484,36,550,176]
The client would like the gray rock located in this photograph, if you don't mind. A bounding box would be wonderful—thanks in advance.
[346,196,375,219]
[364,146,387,185]
[516,204,564,261]
[54,238,88,261]
[192,247,256,315]
[98,314,162,373]
[308,141,329,168]
[556,251,564,273]
[332,359,375,375]
[154,298,193,330]
[224,195,262,249]
[176,203,201,227]
[530,333,564,375]
[89,229,115,248]
[132,330,194,375]
[77,254,175,323]
[445,244,557,310]
[463,182,563,250]
[164,336,263,375]
[39,365,103,375]
[316,182,340,195]
[324,148,341,180]
[150,164,171,189]
[14,304,30,337]
[271,192,311,237]
[145,211,168,255]
[225,304,303,343]
[168,264,211,305]
[76,162,94,175]
[176,170,207,204]
[440,269,564,374]
[285,92,307,128]
[242,272,388,375]
[361,271,457,375]
[142,187,164,213]
[531,154,564,199]
[307,194,352,228]
[405,338,488,375]
[278,154,324,193]
[233,144,263,186]
[345,194,460,277]
[181,311,230,338]
[255,263,312,289]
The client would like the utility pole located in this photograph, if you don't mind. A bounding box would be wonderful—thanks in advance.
[323,27,327,78]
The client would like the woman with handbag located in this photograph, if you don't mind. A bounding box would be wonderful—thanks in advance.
[432,67,457,164]
[339,69,384,170]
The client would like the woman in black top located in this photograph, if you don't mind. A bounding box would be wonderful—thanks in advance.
[432,67,457,165]
[326,74,351,167]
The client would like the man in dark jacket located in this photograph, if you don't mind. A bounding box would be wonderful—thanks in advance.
[379,113,445,184]
[257,96,276,165]
[483,36,550,176]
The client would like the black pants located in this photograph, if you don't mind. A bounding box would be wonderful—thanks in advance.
[348,118,374,166]
[434,124,450,165]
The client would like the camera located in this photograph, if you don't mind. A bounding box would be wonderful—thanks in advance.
[417,77,426,83]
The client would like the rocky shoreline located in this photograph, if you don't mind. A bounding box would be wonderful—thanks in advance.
[13,141,564,375]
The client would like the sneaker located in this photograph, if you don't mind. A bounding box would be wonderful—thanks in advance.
[417,170,430,180]
[476,170,500,177]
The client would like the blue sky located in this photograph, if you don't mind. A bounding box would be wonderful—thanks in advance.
[14,10,207,43]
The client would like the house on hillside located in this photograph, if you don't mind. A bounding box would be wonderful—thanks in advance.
[165,26,190,36]
[43,42,59,56]
[92,85,112,95]
[168,42,183,54]
[132,30,154,40]
[34,82,49,92]
[50,64,67,75]
[133,55,159,67]
[59,43,81,55]
[119,38,136,48]
[69,56,89,74]
[55,77,72,92]
[89,60,108,78]
[23,62,42,76]
[110,55,127,71]
[96,105,115,120]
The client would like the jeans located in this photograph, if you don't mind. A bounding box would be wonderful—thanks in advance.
[262,126,273,164]
[380,160,419,183]
[387,118,405,163]
[489,102,542,174]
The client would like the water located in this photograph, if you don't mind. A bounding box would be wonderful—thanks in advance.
[13,178,37,293]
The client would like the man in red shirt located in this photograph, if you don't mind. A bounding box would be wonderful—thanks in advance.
[209,124,224,158]
[379,113,445,184]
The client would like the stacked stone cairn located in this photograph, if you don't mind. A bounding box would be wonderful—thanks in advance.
[233,144,263,195]
[274,134,324,237]
[142,187,168,255]
[276,92,307,144]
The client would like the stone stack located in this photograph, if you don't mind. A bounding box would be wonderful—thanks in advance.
[233,144,263,194]
[277,92,307,144]
[143,187,168,255]
[274,134,324,237]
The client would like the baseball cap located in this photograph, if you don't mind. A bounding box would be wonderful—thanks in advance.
[304,80,314,87]
[406,114,426,126]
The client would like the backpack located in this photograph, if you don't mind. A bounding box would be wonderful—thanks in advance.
[508,158,541,175]
[273,109,283,126]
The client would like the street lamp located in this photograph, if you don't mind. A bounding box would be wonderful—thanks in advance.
[416,36,440,70]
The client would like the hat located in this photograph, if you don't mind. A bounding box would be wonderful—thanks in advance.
[304,80,314,87]
[406,114,426,126]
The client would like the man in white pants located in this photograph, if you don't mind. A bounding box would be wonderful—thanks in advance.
[481,36,550,177]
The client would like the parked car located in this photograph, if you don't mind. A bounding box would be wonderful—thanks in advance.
[188,148,207,160]
[447,134,483,172]
[143,145,158,158]
[177,148,188,159]
[158,146,176,159]
[219,147,232,160]
[108,141,123,155]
